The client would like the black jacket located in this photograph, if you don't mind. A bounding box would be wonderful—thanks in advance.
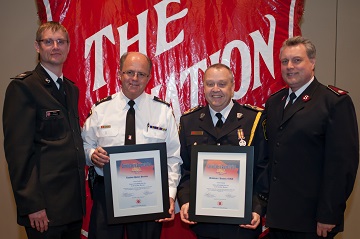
[263,78,359,232]
[3,64,86,226]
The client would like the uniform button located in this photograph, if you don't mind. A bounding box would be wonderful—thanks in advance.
[279,126,283,130]
[274,160,278,164]
[276,142,280,147]
[273,176,277,181]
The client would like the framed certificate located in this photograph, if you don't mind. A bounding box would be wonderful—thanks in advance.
[103,142,170,224]
[189,145,254,224]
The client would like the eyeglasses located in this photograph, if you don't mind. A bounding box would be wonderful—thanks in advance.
[38,39,69,46]
[122,70,149,79]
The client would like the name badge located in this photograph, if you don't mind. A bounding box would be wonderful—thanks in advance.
[45,110,60,117]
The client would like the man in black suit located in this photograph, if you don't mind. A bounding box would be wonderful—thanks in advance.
[3,21,86,239]
[177,63,268,239]
[262,36,359,239]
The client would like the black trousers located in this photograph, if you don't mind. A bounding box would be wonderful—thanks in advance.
[191,221,262,239]
[88,180,162,239]
[25,220,82,239]
[269,228,337,239]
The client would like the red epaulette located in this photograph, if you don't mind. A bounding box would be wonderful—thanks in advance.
[327,85,348,96]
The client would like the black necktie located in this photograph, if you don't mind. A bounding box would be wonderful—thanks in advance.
[283,92,296,116]
[215,113,223,128]
[57,78,66,104]
[125,100,136,145]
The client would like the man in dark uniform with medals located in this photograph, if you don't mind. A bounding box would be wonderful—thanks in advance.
[177,63,268,239]
[262,36,359,239]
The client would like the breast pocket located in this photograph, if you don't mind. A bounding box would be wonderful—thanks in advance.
[40,109,66,141]
[143,129,167,143]
[95,126,120,146]
[185,135,209,154]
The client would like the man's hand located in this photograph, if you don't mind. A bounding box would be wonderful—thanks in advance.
[91,147,110,168]
[317,222,335,237]
[179,202,196,224]
[157,197,176,222]
[240,212,260,229]
[28,209,49,232]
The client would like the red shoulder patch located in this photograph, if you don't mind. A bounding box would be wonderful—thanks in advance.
[327,85,348,96]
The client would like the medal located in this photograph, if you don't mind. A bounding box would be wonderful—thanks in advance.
[239,139,246,146]
[237,129,247,146]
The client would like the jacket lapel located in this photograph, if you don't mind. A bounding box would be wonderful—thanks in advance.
[35,64,67,108]
[281,79,319,124]
[198,106,218,138]
[217,103,244,139]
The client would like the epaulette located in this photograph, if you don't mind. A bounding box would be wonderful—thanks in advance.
[86,96,112,118]
[153,96,170,107]
[244,104,263,112]
[327,85,348,96]
[270,87,287,96]
[183,106,203,115]
[11,71,32,80]
[95,96,112,106]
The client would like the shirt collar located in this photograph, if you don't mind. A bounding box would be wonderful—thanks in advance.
[209,100,234,124]
[288,76,314,99]
[120,90,146,111]
[40,63,63,84]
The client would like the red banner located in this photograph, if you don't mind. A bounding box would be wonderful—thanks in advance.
[35,0,304,238]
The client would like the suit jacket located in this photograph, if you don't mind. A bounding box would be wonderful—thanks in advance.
[3,64,86,227]
[263,78,359,232]
[177,101,268,238]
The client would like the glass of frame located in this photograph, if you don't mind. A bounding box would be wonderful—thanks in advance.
[189,145,254,224]
[103,142,170,224]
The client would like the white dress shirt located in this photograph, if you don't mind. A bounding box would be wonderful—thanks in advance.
[82,91,182,199]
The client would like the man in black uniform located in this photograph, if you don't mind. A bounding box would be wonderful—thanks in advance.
[177,63,268,239]
[262,36,358,239]
[3,21,86,239]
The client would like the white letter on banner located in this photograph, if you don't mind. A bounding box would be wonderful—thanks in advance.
[117,11,148,56]
[179,59,208,108]
[84,24,115,91]
[250,14,276,90]
[209,50,221,66]
[164,72,182,124]
[222,40,251,100]
[154,0,188,56]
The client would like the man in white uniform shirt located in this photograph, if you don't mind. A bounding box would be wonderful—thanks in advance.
[82,52,182,239]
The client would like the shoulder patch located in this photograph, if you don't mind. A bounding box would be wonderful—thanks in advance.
[183,105,204,115]
[153,96,170,107]
[95,96,112,106]
[11,71,32,80]
[327,85,348,96]
[244,104,263,112]
[270,87,287,96]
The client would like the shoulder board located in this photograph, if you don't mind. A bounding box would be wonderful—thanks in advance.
[86,96,112,118]
[244,104,263,112]
[327,85,348,96]
[95,96,112,106]
[183,105,204,115]
[153,96,170,107]
[11,71,32,80]
[270,87,287,96]
[86,109,93,119]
